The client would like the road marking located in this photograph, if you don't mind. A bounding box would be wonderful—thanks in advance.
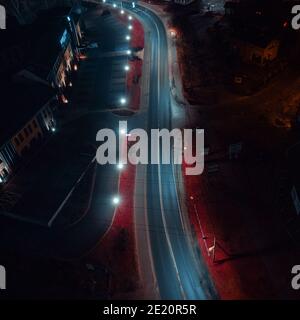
[143,164,160,297]
[131,4,187,299]
[157,148,187,300]
[137,5,187,300]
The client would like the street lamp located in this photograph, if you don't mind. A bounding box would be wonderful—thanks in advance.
[126,49,132,55]
[126,35,131,41]
[124,65,130,71]
[112,196,121,205]
[62,95,69,104]
[128,25,133,30]
[121,9,125,14]
[128,15,133,20]
[51,127,56,133]
[117,163,124,170]
[120,128,127,135]
[120,97,127,105]
[113,3,117,8]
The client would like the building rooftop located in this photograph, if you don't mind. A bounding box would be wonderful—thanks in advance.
[29,22,69,80]
[26,11,72,80]
[34,5,82,26]
[0,79,56,146]
[0,15,38,51]
[0,12,71,79]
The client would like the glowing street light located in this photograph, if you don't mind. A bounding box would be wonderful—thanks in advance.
[128,15,133,20]
[102,0,106,3]
[128,25,133,30]
[62,95,69,104]
[113,3,117,8]
[124,65,130,71]
[126,49,132,55]
[112,196,121,205]
[121,9,125,14]
[126,35,131,41]
[117,163,124,170]
[120,97,127,105]
[169,28,178,39]
[51,127,56,133]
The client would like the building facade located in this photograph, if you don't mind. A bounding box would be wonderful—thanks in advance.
[12,102,56,157]
[0,80,57,184]
[13,5,84,102]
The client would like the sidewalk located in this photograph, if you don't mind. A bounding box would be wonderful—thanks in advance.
[86,6,147,299]
[87,162,139,298]
[114,10,145,111]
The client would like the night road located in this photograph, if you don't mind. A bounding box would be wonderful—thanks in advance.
[1,0,300,306]
[120,2,217,300]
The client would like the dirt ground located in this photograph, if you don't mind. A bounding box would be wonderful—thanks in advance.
[167,3,300,299]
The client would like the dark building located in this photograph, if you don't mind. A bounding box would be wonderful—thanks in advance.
[0,15,36,76]
[12,5,85,101]
[0,79,57,183]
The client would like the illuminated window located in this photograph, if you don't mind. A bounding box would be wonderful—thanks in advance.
[60,30,68,48]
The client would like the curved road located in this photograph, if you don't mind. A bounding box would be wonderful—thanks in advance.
[122,2,217,300]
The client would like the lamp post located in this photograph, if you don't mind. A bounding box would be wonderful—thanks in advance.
[190,196,211,257]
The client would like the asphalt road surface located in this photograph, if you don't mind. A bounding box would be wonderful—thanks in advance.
[122,2,218,300]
